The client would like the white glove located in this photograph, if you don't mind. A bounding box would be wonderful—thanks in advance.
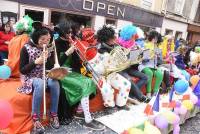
[65,45,75,56]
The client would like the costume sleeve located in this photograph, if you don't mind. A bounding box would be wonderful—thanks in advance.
[20,46,36,74]
[0,32,5,44]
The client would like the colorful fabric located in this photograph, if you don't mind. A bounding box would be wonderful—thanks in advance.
[142,67,163,93]
[159,37,175,59]
[0,31,15,52]
[18,43,51,94]
[60,72,96,106]
[6,34,29,77]
[118,37,135,49]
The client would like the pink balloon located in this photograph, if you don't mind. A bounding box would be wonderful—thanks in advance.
[154,115,168,129]
[173,114,180,125]
[0,100,13,129]
[179,106,187,115]
[173,125,180,134]
[174,108,179,115]
[191,94,198,104]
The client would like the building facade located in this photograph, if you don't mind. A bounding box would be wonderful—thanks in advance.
[0,0,163,34]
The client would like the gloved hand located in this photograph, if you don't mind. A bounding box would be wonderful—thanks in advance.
[65,45,75,56]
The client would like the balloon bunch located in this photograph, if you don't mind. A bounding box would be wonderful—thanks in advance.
[122,121,161,134]
[0,65,11,79]
[0,100,13,129]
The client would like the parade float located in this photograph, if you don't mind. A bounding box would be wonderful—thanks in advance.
[0,23,199,134]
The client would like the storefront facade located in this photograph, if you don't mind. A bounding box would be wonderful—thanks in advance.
[161,18,188,40]
[187,24,200,44]
[1,0,164,33]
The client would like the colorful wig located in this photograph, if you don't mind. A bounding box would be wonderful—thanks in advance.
[118,24,137,49]
[13,15,33,34]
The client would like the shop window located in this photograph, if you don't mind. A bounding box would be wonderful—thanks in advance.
[175,31,182,40]
[105,19,116,26]
[0,11,17,25]
[195,4,200,22]
[165,29,173,35]
[20,5,49,24]
[51,11,92,27]
[25,9,44,22]
[167,0,185,15]
[141,0,153,10]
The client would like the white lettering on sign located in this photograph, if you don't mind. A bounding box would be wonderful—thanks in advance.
[83,0,93,11]
[97,2,106,12]
[108,5,115,16]
[117,7,125,17]
[83,0,125,18]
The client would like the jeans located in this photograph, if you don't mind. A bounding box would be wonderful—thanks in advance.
[119,69,148,101]
[32,78,60,115]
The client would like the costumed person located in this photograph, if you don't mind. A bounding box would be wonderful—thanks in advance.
[159,35,187,81]
[89,25,132,108]
[0,21,15,64]
[175,45,191,81]
[55,21,104,130]
[6,15,33,78]
[138,31,164,98]
[117,25,150,102]
[18,27,60,133]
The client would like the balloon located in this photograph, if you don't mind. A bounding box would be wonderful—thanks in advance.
[128,128,144,134]
[182,100,194,110]
[174,80,189,94]
[179,106,187,115]
[174,107,180,115]
[196,99,200,107]
[144,121,161,134]
[191,94,198,104]
[0,65,11,79]
[161,111,176,124]
[173,114,180,125]
[0,100,13,129]
[190,75,200,87]
[176,101,181,108]
[154,115,168,129]
[173,125,180,134]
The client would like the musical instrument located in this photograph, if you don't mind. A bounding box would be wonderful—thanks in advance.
[42,40,69,119]
[69,37,101,85]
[103,46,143,76]
[47,40,69,80]
[42,44,47,119]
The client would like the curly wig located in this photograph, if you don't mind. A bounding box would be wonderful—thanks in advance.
[119,24,137,41]
[96,25,115,43]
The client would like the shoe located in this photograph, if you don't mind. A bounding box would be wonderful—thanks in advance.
[140,96,150,103]
[50,115,60,129]
[117,105,130,111]
[128,97,141,105]
[60,118,73,125]
[74,113,85,120]
[32,120,45,134]
[84,120,105,131]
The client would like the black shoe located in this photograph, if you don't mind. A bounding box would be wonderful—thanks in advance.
[84,120,105,131]
[32,120,45,134]
[117,105,130,111]
[140,96,150,103]
[60,118,73,125]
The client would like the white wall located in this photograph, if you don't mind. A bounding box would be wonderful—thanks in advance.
[0,0,19,13]
[117,19,132,31]
[161,18,188,39]
[93,15,105,32]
